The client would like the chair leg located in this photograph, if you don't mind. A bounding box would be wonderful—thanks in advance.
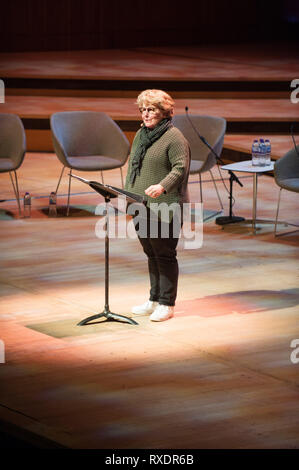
[56,166,65,194]
[274,188,299,236]
[199,173,203,203]
[120,167,124,188]
[101,171,104,184]
[66,169,72,217]
[9,170,21,216]
[274,188,282,237]
[209,168,224,210]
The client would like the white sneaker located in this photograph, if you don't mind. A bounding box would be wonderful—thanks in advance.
[150,304,174,322]
[132,300,158,315]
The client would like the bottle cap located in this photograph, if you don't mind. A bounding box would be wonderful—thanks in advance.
[24,193,31,205]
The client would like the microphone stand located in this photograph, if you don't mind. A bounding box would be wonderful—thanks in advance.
[291,122,299,158]
[185,106,245,225]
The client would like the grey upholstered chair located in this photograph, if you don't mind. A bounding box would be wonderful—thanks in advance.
[172,114,226,212]
[50,111,130,215]
[274,146,299,236]
[0,113,26,216]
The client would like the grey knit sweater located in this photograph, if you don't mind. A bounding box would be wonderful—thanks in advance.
[125,126,190,211]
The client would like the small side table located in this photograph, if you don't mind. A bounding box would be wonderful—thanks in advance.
[221,160,274,234]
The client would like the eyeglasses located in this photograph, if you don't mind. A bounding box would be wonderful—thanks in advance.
[139,107,158,114]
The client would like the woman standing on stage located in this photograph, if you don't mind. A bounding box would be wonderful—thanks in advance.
[125,89,190,322]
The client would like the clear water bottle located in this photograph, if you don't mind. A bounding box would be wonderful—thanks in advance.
[259,139,266,167]
[264,139,271,166]
[48,191,57,217]
[23,192,31,218]
[251,139,260,166]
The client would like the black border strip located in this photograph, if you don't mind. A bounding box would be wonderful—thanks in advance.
[21,118,296,134]
[3,77,289,92]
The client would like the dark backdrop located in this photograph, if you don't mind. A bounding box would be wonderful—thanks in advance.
[0,0,296,52]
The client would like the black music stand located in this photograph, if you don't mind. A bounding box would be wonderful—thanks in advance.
[71,174,145,326]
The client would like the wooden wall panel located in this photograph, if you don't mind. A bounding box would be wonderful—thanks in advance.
[0,0,287,53]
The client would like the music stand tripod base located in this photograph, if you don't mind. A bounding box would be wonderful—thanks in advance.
[77,310,138,326]
[216,215,245,225]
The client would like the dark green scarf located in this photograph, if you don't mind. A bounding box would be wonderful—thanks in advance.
[130,118,173,184]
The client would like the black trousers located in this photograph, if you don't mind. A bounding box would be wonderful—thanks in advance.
[134,211,181,306]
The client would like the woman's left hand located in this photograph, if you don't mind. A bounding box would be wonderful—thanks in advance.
[145,184,165,198]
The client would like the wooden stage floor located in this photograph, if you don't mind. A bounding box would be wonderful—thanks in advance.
[1,42,298,81]
[1,42,299,449]
[0,152,299,449]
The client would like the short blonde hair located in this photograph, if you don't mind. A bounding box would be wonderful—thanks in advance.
[136,89,175,118]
